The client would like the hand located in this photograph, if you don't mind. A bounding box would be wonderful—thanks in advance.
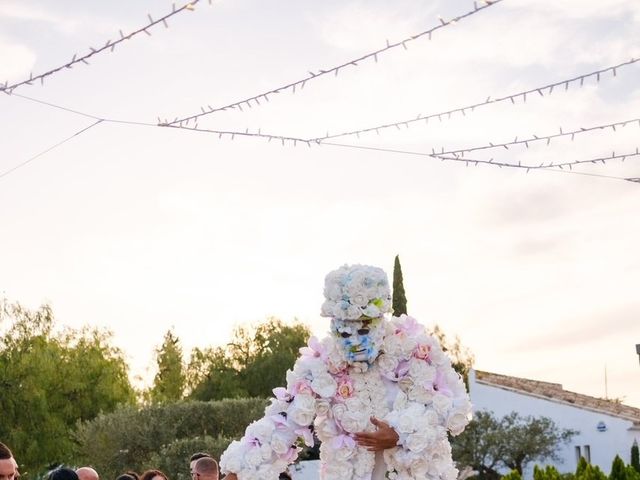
[223,474,237,480]
[354,416,399,452]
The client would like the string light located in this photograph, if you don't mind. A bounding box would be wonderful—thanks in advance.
[0,1,202,94]
[310,57,640,142]
[159,124,312,146]
[432,117,640,157]
[163,0,503,126]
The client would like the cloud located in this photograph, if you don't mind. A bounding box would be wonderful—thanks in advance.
[0,38,36,81]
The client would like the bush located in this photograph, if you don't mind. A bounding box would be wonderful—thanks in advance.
[148,435,235,480]
[74,398,268,480]
[503,470,523,480]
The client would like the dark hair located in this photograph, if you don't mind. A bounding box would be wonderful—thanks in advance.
[189,453,210,463]
[115,473,139,480]
[278,473,292,480]
[49,468,80,480]
[139,470,168,480]
[0,442,13,460]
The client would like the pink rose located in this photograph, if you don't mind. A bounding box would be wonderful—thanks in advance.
[336,376,354,399]
[414,344,431,360]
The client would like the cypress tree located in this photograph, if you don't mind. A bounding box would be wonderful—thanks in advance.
[632,440,640,473]
[392,255,408,316]
[610,455,627,480]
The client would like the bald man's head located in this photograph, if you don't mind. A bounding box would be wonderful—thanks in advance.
[76,467,99,480]
[193,457,218,480]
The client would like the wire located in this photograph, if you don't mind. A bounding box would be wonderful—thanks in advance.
[0,120,104,180]
[310,57,640,142]
[162,0,503,126]
[1,0,202,93]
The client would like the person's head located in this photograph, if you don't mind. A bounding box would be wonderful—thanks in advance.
[193,457,218,480]
[278,473,292,480]
[188,453,210,476]
[0,443,17,480]
[76,467,99,480]
[139,470,167,480]
[115,473,138,480]
[48,468,79,480]
[320,264,391,364]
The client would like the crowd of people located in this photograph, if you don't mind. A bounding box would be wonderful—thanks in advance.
[0,442,293,480]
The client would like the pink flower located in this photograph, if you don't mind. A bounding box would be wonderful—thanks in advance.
[434,369,453,396]
[331,434,356,450]
[414,344,431,360]
[291,379,313,395]
[336,376,354,399]
[282,446,299,463]
[299,336,326,359]
[295,426,315,447]
[397,315,422,336]
[273,387,292,401]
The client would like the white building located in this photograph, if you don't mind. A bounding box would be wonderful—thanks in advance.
[469,369,640,478]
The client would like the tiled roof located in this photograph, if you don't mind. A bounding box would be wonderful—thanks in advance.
[474,369,640,424]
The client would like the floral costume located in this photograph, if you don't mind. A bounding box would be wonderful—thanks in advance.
[220,265,472,480]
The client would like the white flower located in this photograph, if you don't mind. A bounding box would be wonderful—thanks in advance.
[408,384,433,404]
[331,403,347,420]
[315,398,331,417]
[433,393,453,415]
[289,394,316,426]
[447,411,470,435]
[245,446,264,467]
[341,410,365,433]
[378,353,398,373]
[246,418,275,441]
[406,432,429,452]
[270,432,291,455]
[311,374,337,398]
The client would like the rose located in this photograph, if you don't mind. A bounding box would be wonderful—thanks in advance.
[447,411,470,435]
[433,393,453,415]
[408,384,433,404]
[351,292,369,307]
[414,343,431,360]
[398,376,414,393]
[219,441,243,473]
[270,432,291,455]
[311,374,337,398]
[289,394,316,426]
[396,411,416,434]
[340,411,365,433]
[336,377,354,399]
[332,403,347,420]
[406,432,429,452]
[315,399,331,417]
[245,445,264,467]
[246,418,275,441]
[378,353,399,374]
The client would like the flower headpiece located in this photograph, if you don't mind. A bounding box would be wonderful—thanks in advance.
[320,264,392,321]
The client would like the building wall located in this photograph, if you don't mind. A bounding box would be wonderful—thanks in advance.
[468,370,639,479]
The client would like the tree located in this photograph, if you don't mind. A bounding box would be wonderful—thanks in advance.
[610,455,627,480]
[0,299,135,477]
[392,255,408,316]
[187,317,310,400]
[430,324,475,384]
[451,410,578,479]
[148,329,185,403]
[632,440,640,473]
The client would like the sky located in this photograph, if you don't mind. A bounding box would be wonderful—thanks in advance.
[0,0,639,408]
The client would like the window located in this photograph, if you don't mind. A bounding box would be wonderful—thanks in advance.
[575,446,582,464]
[584,445,591,463]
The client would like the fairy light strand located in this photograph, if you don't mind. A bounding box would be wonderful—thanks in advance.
[311,57,640,142]
[0,0,202,93]
[163,0,503,126]
[429,117,640,157]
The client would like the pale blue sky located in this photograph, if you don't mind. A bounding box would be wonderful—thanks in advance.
[1,0,639,406]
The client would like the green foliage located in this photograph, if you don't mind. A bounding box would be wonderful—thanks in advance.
[0,299,135,477]
[451,410,578,479]
[610,456,627,480]
[148,435,234,480]
[577,457,589,476]
[626,466,640,480]
[74,398,267,480]
[503,470,523,480]
[148,329,186,403]
[187,317,310,400]
[632,441,640,473]
[392,255,408,316]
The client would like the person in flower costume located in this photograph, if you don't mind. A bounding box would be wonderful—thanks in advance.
[220,264,472,480]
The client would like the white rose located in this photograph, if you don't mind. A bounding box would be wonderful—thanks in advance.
[316,418,339,440]
[406,432,429,452]
[315,398,331,417]
[393,392,408,410]
[245,446,264,467]
[340,411,364,433]
[311,374,337,398]
[347,304,363,319]
[332,403,347,420]
[260,444,273,461]
[270,432,290,455]
[408,385,433,404]
[433,393,453,415]
[384,335,403,357]
[219,441,243,473]
[396,411,416,434]
[378,353,398,373]
[398,376,414,393]
[351,291,369,307]
[447,411,470,435]
[323,461,353,480]
[246,418,275,441]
